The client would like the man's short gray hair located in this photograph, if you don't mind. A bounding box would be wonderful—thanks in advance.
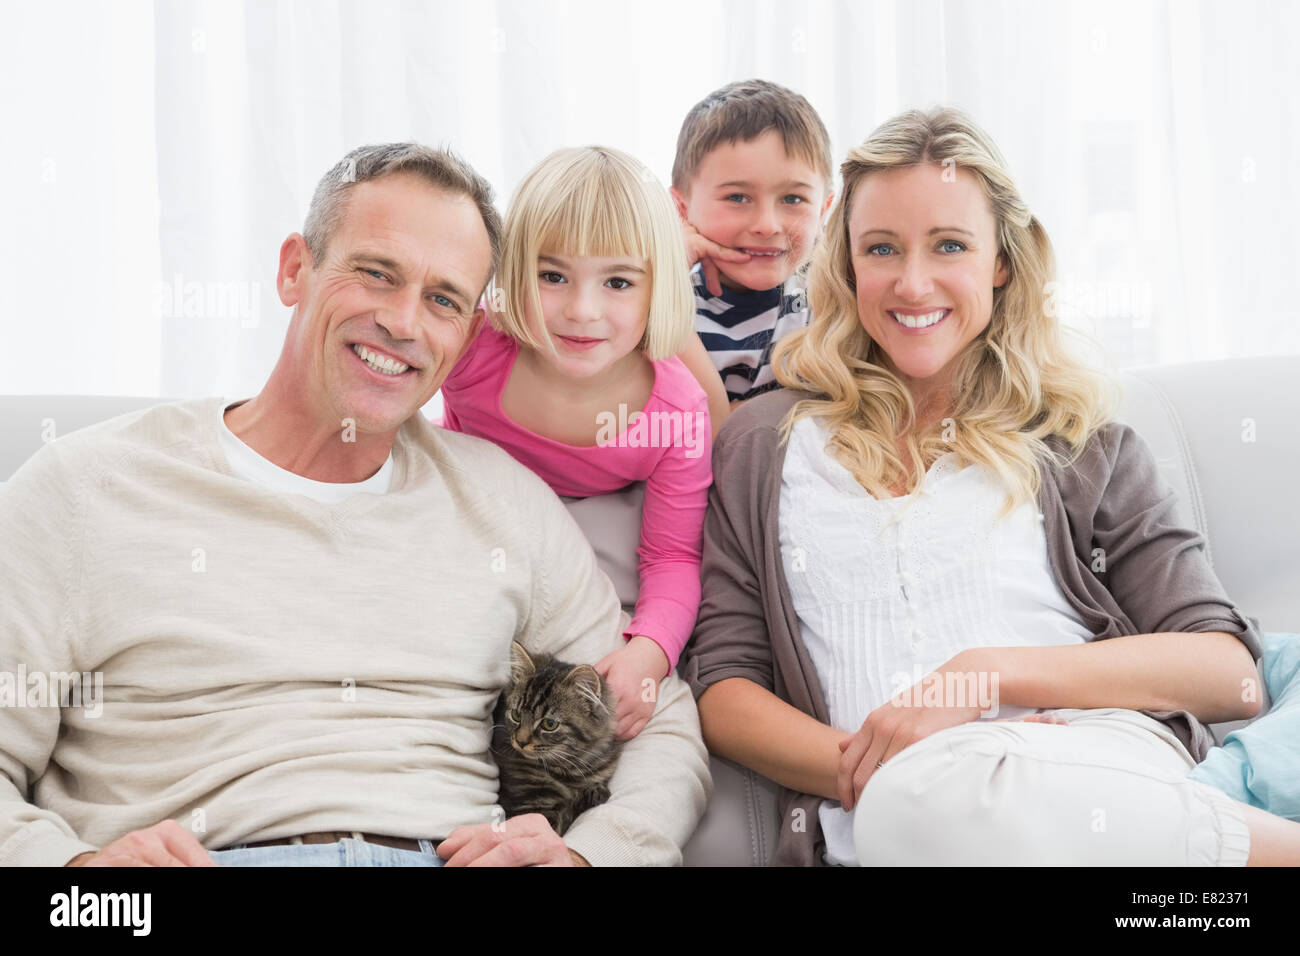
[302,143,503,287]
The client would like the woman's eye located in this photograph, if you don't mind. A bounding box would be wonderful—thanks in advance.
[866,244,894,257]
[938,240,966,254]
[783,195,807,205]
[541,717,559,732]
[539,270,565,284]
[605,277,632,291]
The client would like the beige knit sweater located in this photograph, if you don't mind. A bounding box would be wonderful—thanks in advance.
[0,398,710,866]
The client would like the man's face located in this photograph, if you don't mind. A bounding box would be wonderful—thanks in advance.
[281,172,493,436]
[672,129,833,293]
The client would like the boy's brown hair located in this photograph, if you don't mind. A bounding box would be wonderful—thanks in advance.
[671,79,833,195]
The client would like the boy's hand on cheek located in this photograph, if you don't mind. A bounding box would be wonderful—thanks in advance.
[594,636,670,740]
[681,221,751,297]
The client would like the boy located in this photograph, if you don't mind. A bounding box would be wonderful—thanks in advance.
[671,79,835,431]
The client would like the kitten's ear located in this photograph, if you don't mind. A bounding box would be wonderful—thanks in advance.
[509,642,537,681]
[563,664,604,706]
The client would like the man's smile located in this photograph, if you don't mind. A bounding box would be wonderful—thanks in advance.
[350,342,419,376]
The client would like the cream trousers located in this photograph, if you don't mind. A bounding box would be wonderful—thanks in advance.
[852,708,1251,866]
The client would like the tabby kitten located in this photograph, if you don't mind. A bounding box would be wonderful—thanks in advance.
[492,641,622,835]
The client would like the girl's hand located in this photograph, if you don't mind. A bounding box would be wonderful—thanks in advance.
[681,221,751,297]
[837,661,987,811]
[594,637,671,741]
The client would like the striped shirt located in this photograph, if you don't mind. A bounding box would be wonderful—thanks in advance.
[692,265,810,402]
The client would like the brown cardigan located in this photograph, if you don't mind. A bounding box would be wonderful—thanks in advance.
[681,387,1263,867]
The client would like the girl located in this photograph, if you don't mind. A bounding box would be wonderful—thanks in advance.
[440,146,712,740]
[684,106,1300,865]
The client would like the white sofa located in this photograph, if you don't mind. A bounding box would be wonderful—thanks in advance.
[2,355,1296,865]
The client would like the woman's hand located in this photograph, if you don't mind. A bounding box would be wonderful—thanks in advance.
[837,660,988,811]
[594,636,671,741]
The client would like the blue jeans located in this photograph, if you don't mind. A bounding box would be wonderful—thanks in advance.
[208,837,446,867]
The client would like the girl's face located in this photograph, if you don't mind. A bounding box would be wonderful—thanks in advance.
[528,252,651,378]
[848,163,1008,401]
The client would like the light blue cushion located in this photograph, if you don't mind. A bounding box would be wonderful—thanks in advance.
[1188,632,1300,819]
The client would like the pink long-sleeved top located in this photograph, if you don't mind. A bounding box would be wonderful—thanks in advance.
[438,322,713,668]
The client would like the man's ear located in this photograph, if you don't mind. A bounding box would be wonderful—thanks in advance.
[669,185,689,221]
[278,233,313,306]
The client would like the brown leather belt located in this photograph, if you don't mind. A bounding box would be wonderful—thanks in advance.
[234,831,425,852]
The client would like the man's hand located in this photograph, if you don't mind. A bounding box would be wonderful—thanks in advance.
[594,636,670,740]
[437,813,588,866]
[681,221,751,297]
[65,819,216,867]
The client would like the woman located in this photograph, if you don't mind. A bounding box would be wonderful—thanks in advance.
[682,106,1300,866]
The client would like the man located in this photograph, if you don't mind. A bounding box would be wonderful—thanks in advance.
[0,144,710,867]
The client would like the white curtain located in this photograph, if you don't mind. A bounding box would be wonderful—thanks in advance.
[2,0,1296,400]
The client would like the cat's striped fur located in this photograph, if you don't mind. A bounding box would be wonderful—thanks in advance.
[491,641,622,835]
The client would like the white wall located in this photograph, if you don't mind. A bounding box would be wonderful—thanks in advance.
[2,0,1296,400]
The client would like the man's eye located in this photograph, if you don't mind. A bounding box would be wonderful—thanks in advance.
[362,268,390,281]
[938,240,966,254]
[606,277,632,291]
[724,194,748,203]
[430,293,457,310]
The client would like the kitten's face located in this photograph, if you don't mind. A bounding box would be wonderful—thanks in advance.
[499,642,613,765]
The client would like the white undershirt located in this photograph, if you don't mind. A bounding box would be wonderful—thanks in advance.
[778,415,1093,866]
[217,400,393,502]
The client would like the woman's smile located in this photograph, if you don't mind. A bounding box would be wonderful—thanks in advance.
[887,307,952,333]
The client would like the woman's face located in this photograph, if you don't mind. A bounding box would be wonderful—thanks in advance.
[847,163,1008,403]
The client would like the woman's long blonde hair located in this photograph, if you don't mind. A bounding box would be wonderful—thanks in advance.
[772,107,1119,512]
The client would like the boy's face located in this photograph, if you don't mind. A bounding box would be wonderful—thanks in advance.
[672,129,833,293]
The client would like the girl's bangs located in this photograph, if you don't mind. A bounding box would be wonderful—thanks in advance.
[533,176,651,263]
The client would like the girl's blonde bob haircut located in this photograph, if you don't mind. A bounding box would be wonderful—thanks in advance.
[491,145,693,361]
[772,106,1119,513]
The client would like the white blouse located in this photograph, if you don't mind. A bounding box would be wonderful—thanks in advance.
[778,415,1094,866]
